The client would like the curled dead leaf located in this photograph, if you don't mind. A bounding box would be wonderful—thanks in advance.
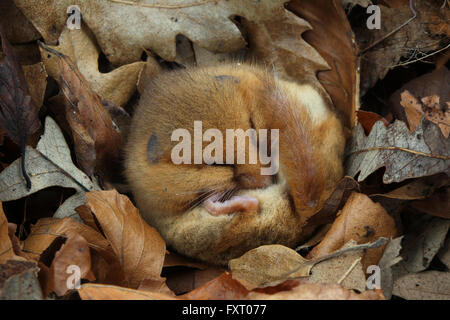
[287,0,360,130]
[78,190,166,289]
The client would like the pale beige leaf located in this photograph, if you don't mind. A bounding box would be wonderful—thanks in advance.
[0,117,95,205]
[308,242,366,292]
[378,237,403,299]
[346,119,450,184]
[393,271,450,300]
[0,260,43,299]
[393,216,449,276]
[16,0,290,64]
[41,26,145,106]
[229,244,313,290]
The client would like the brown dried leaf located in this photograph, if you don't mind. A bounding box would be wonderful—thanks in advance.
[287,0,360,130]
[165,267,225,295]
[7,223,25,258]
[410,186,450,219]
[243,5,329,101]
[390,66,449,119]
[356,110,389,135]
[0,0,40,44]
[79,190,166,289]
[370,174,449,201]
[138,277,175,296]
[0,25,40,146]
[41,26,145,107]
[346,119,450,183]
[248,282,384,300]
[0,203,22,263]
[308,193,397,269]
[163,251,208,270]
[4,43,41,65]
[47,232,93,297]
[230,238,387,291]
[136,54,162,95]
[78,283,176,300]
[40,44,123,178]
[356,1,449,94]
[22,217,113,263]
[301,176,360,238]
[400,89,449,138]
[22,62,47,110]
[181,272,250,300]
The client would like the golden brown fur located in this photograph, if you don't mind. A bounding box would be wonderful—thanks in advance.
[124,64,345,265]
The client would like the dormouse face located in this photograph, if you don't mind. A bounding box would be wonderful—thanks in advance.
[124,63,345,264]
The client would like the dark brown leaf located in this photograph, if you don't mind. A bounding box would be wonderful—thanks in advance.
[287,0,360,130]
[39,43,123,179]
[0,25,40,146]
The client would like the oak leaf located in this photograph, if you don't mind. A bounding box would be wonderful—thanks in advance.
[16,0,291,65]
[345,119,450,183]
[287,0,360,129]
[41,26,145,107]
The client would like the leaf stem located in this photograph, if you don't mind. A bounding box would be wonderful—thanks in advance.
[21,136,32,190]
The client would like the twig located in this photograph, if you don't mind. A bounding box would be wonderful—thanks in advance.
[20,136,31,190]
[347,146,450,161]
[280,238,389,280]
[338,257,362,284]
[390,43,450,67]
[360,0,417,55]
